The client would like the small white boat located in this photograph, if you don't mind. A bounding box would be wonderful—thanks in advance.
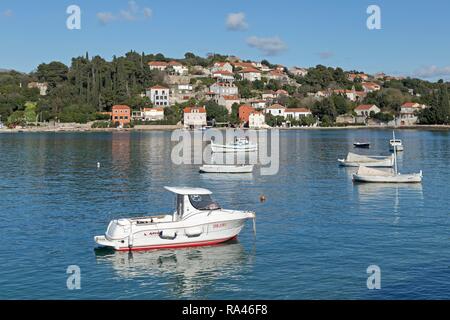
[94,187,256,251]
[211,137,258,153]
[338,152,394,167]
[352,166,422,183]
[389,132,404,152]
[353,133,422,183]
[199,164,254,174]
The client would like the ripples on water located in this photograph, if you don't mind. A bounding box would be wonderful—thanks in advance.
[0,130,448,299]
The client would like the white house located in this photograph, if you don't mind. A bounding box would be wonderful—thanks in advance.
[249,100,267,109]
[212,70,235,82]
[216,95,240,113]
[249,111,266,129]
[27,82,48,96]
[266,70,289,82]
[348,73,369,82]
[334,89,366,102]
[354,104,381,117]
[143,108,165,121]
[400,102,428,125]
[211,62,233,73]
[288,67,308,77]
[284,108,312,120]
[262,90,276,100]
[265,104,286,117]
[183,106,207,129]
[168,61,188,75]
[238,68,262,82]
[362,82,381,93]
[148,61,168,71]
[146,85,170,106]
[210,82,239,96]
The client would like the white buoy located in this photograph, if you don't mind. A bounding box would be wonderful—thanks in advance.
[97,162,101,168]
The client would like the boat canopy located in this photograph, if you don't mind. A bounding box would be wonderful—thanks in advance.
[164,186,212,195]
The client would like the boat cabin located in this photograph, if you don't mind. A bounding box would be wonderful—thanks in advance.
[165,187,221,221]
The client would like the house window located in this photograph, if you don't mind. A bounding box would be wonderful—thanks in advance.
[114,116,118,120]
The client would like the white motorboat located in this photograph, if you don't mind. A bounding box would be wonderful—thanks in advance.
[94,186,256,251]
[353,133,422,183]
[389,132,404,152]
[211,137,258,153]
[199,164,254,174]
[338,152,394,167]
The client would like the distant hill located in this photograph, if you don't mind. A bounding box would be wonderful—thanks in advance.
[0,68,12,73]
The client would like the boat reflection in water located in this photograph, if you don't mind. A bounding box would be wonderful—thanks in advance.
[354,182,424,224]
[95,240,254,297]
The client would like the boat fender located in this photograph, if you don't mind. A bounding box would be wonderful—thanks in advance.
[185,227,203,238]
[159,230,177,240]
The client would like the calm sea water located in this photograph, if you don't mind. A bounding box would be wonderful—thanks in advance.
[0,129,448,300]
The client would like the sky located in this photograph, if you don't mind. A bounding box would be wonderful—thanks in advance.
[0,0,449,81]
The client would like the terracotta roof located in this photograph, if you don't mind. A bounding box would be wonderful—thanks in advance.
[168,61,182,66]
[222,95,240,100]
[184,106,206,113]
[239,67,261,73]
[213,70,234,76]
[276,89,289,95]
[355,104,377,111]
[143,107,164,112]
[112,105,131,110]
[402,102,419,108]
[284,108,311,113]
[148,61,168,66]
[267,104,285,109]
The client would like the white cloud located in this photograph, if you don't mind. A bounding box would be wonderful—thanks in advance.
[318,51,334,59]
[226,12,248,31]
[3,9,13,17]
[246,36,287,56]
[413,65,450,79]
[97,1,152,24]
[97,12,116,24]
[143,8,153,19]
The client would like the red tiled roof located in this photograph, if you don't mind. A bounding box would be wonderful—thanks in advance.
[213,70,234,76]
[168,61,182,66]
[184,106,206,113]
[239,67,261,73]
[284,108,311,113]
[267,104,285,109]
[222,95,239,100]
[355,104,377,111]
[112,105,131,110]
[402,102,419,108]
[143,107,164,112]
[148,61,168,66]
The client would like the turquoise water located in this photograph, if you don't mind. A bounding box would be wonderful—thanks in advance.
[0,129,448,299]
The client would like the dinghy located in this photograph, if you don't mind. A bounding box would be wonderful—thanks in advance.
[338,152,394,167]
[199,164,254,174]
[353,133,422,183]
[94,186,256,251]
[211,137,258,153]
[353,142,371,148]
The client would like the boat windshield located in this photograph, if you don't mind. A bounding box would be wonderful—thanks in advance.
[188,194,220,210]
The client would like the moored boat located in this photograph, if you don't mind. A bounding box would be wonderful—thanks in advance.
[338,152,394,167]
[353,142,371,148]
[94,187,256,251]
[211,137,258,153]
[389,132,404,152]
[352,166,422,183]
[199,164,254,174]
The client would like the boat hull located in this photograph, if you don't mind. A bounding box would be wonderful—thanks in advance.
[338,159,394,167]
[353,173,422,183]
[199,165,254,174]
[95,216,252,252]
[211,143,258,153]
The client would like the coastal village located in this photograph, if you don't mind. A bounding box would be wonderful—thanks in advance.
[0,52,448,131]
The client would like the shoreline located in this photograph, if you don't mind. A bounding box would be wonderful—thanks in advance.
[0,124,449,134]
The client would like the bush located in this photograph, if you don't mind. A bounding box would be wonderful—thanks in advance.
[91,121,112,128]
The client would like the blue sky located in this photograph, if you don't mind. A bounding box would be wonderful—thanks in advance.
[0,0,449,80]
